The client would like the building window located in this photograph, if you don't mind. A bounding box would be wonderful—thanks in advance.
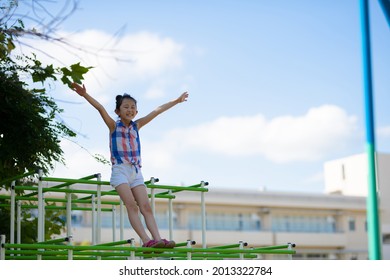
[271,215,336,233]
[187,212,261,231]
[341,164,346,180]
[348,217,356,231]
[155,210,178,229]
[383,234,390,244]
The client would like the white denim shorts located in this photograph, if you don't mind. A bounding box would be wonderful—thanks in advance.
[110,164,145,188]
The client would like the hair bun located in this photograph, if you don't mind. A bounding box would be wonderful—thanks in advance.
[115,95,122,102]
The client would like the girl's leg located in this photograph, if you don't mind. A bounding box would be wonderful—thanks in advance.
[132,185,162,241]
[115,183,151,244]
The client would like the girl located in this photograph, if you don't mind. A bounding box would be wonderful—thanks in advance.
[71,83,188,249]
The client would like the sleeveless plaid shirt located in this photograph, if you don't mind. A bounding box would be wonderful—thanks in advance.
[110,120,142,167]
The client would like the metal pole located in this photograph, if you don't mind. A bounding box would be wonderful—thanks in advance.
[96,173,102,244]
[91,194,96,245]
[200,181,207,248]
[239,240,244,260]
[112,205,116,242]
[378,0,390,27]
[37,170,44,242]
[10,181,15,245]
[0,235,5,260]
[120,200,124,241]
[168,190,173,241]
[130,238,136,260]
[186,239,192,260]
[360,0,381,260]
[66,185,72,242]
[16,201,21,244]
[150,177,156,216]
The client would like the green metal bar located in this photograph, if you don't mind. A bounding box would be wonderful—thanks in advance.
[1,194,174,204]
[5,249,271,259]
[148,185,208,192]
[6,250,68,256]
[78,189,117,201]
[6,255,102,260]
[252,244,291,250]
[174,241,195,247]
[4,243,295,255]
[24,174,99,198]
[0,170,36,186]
[92,239,132,247]
[15,185,115,195]
[80,190,175,201]
[41,177,111,185]
[157,182,208,196]
[38,237,70,244]
[209,243,245,249]
[15,204,113,212]
[146,253,258,259]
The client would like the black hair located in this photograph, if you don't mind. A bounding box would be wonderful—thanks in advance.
[115,93,137,111]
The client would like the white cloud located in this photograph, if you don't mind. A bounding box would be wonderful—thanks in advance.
[17,29,184,103]
[145,105,358,166]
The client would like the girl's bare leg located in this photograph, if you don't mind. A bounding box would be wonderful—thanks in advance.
[115,183,151,244]
[132,185,162,241]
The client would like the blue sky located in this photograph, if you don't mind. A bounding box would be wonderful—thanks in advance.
[16,0,390,193]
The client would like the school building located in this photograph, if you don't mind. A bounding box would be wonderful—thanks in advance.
[63,153,390,260]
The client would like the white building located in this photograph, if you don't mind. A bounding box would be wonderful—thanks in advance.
[324,153,390,259]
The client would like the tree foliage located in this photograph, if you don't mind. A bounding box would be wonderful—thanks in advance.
[0,0,91,242]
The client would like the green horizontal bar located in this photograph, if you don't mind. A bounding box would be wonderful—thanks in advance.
[38,237,70,244]
[24,174,99,197]
[15,186,116,196]
[148,185,208,192]
[251,244,292,250]
[5,255,113,260]
[16,185,176,200]
[17,205,113,212]
[143,253,258,259]
[4,243,295,255]
[173,241,195,247]
[209,243,245,249]
[156,182,207,196]
[93,239,132,247]
[2,194,174,205]
[42,177,111,185]
[5,250,130,257]
[6,250,68,256]
[5,249,261,259]
[80,191,175,201]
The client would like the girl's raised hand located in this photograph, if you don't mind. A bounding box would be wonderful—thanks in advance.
[71,83,87,96]
[177,91,189,103]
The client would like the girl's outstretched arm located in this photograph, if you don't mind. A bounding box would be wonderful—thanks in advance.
[137,91,188,129]
[71,83,116,132]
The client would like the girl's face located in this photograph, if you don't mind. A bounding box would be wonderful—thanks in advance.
[116,98,138,124]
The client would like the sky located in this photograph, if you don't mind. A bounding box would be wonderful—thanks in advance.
[13,0,390,193]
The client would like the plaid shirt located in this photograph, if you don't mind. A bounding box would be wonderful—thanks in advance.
[110,120,142,167]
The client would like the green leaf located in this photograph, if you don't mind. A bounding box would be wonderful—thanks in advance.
[60,63,92,88]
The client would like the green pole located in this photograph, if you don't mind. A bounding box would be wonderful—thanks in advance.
[360,0,381,259]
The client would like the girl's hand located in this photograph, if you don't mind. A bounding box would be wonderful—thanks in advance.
[177,91,189,103]
[71,83,87,96]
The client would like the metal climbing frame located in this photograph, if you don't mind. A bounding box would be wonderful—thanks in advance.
[0,170,296,260]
